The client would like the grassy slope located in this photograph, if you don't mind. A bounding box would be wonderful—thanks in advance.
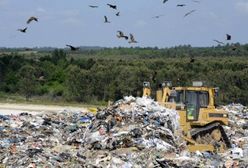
[0,92,106,108]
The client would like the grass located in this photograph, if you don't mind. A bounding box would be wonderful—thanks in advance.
[0,92,107,108]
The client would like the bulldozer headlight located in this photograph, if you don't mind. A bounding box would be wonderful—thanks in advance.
[143,82,150,87]
[209,113,228,118]
[223,114,228,118]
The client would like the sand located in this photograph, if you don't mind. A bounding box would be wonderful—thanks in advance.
[0,103,88,115]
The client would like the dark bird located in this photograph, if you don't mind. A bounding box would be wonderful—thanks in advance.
[66,44,80,51]
[192,0,200,3]
[152,14,164,19]
[177,4,186,7]
[231,45,238,51]
[163,0,168,3]
[25,48,32,51]
[226,34,231,40]
[17,27,27,33]
[128,34,138,43]
[213,39,225,45]
[116,12,120,16]
[104,16,110,23]
[89,5,98,8]
[190,57,195,63]
[27,16,38,24]
[232,46,237,51]
[24,48,33,51]
[107,4,117,10]
[117,31,128,40]
[184,10,196,17]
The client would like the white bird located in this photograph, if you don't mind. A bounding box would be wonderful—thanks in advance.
[128,34,138,43]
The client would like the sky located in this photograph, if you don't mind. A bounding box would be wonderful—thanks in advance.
[0,0,247,48]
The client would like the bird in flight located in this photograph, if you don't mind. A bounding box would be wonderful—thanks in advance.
[213,39,225,45]
[116,12,120,16]
[25,48,32,51]
[128,34,138,43]
[231,46,237,51]
[17,27,28,33]
[117,31,128,40]
[27,16,38,24]
[190,57,195,63]
[89,5,98,8]
[163,0,168,3]
[104,16,110,23]
[184,10,196,17]
[152,14,164,19]
[231,45,238,51]
[66,44,80,51]
[226,34,231,40]
[107,4,117,10]
[177,4,186,7]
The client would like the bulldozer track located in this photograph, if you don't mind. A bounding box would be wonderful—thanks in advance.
[191,122,232,148]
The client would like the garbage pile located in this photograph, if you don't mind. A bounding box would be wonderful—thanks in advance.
[223,104,248,163]
[1,98,248,167]
[0,96,184,167]
[84,96,181,152]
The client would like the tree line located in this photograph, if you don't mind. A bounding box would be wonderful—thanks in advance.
[0,44,248,105]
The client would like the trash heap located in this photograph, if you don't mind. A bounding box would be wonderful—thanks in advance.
[1,98,248,167]
[0,110,94,168]
[0,96,184,168]
[223,104,248,162]
[85,96,181,152]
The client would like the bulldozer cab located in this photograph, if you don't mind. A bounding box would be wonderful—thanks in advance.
[169,89,209,121]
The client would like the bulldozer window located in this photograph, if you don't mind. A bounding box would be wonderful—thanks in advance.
[185,91,209,108]
[199,91,209,108]
[185,91,199,121]
[171,90,209,108]
[186,91,198,106]
[175,91,184,103]
[169,90,183,103]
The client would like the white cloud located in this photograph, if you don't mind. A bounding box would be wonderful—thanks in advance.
[61,10,80,17]
[36,7,46,13]
[35,9,81,25]
[236,1,248,14]
[61,18,81,25]
[59,10,81,25]
[208,12,218,19]
[135,20,147,27]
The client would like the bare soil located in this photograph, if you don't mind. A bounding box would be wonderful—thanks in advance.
[0,103,88,115]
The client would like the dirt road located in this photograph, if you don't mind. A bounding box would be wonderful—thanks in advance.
[0,103,88,115]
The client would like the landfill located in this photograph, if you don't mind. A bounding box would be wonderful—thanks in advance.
[0,97,248,167]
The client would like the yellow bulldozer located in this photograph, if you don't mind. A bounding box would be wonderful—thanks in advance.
[143,81,231,152]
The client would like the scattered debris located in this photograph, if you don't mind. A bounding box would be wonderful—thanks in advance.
[0,99,248,167]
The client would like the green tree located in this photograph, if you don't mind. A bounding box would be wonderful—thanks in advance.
[51,49,67,64]
[18,65,38,101]
[64,65,92,102]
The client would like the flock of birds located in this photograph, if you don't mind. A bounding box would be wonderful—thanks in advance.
[96,3,139,45]
[16,1,234,56]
